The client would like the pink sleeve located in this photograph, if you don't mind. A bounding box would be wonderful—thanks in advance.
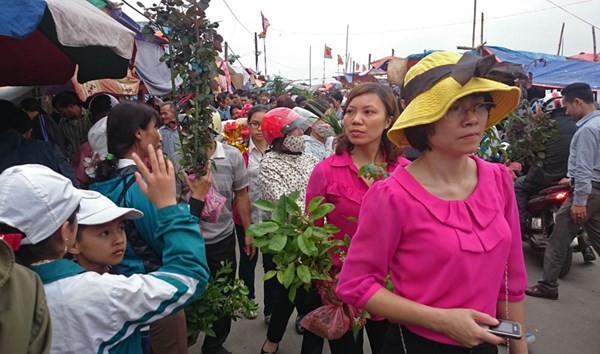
[336,182,402,308]
[306,162,327,227]
[497,165,527,302]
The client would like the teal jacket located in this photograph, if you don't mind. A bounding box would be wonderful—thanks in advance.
[90,171,164,276]
[30,204,209,354]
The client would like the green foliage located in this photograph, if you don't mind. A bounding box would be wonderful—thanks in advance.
[185,261,258,345]
[357,162,390,181]
[502,99,558,169]
[272,75,286,96]
[476,127,506,161]
[304,101,344,135]
[227,54,240,65]
[288,87,314,99]
[140,0,222,174]
[248,194,344,302]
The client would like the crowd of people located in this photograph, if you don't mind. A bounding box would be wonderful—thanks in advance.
[1,50,599,354]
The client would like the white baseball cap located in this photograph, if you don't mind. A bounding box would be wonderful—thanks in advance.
[0,164,91,245]
[78,192,143,225]
[88,116,108,156]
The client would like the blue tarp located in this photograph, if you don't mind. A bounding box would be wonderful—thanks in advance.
[485,46,600,90]
[0,0,46,38]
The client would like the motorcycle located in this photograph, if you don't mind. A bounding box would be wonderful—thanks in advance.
[524,184,593,278]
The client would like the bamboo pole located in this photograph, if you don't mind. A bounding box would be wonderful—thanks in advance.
[557,23,565,55]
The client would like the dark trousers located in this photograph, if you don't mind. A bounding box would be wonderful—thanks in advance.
[514,175,543,228]
[202,233,237,354]
[540,188,600,289]
[235,224,258,299]
[301,288,390,354]
[266,281,309,343]
[383,325,498,354]
[149,310,187,354]
[262,253,279,316]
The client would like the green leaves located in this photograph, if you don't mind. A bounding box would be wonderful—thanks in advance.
[253,200,275,212]
[268,234,288,252]
[247,221,279,237]
[184,261,257,345]
[357,162,390,181]
[250,193,342,303]
[309,203,335,221]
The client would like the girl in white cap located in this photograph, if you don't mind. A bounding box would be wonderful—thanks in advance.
[0,145,210,354]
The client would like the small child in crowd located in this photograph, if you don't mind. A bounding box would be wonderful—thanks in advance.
[0,145,210,354]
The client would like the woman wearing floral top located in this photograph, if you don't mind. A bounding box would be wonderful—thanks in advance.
[258,108,318,354]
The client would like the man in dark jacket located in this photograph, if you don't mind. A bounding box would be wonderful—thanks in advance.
[514,92,594,260]
[21,97,67,156]
[0,100,77,185]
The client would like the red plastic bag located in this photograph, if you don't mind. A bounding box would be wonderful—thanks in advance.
[300,304,350,340]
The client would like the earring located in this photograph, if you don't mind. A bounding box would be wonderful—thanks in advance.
[64,245,68,254]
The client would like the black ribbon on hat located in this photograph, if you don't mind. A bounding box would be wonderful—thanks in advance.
[401,53,526,104]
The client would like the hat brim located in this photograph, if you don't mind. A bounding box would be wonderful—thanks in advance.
[284,116,311,133]
[77,194,143,226]
[388,77,521,147]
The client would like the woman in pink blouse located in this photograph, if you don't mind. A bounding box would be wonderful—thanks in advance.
[336,52,528,354]
[304,83,409,354]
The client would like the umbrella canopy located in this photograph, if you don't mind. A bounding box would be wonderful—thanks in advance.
[0,0,135,86]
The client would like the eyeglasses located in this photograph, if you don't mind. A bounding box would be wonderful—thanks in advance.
[445,102,496,121]
[249,121,261,128]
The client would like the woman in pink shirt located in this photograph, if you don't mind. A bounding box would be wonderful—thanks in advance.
[336,52,528,354]
[304,83,409,354]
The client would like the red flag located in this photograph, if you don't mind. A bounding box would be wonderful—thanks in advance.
[355,63,359,71]
[324,44,332,59]
[337,54,344,65]
[362,64,367,72]
[258,12,270,38]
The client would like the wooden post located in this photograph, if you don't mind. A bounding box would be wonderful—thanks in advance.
[254,32,259,72]
[224,41,228,63]
[309,46,312,88]
[557,23,565,55]
[392,49,395,57]
[472,0,477,47]
[480,13,484,47]
[593,26,597,61]
[344,25,349,73]
[368,53,371,69]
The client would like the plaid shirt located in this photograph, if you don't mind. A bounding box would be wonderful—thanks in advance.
[59,111,92,160]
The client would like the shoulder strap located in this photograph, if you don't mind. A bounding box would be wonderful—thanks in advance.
[116,176,137,207]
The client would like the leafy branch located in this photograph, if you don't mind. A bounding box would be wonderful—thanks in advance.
[185,261,257,345]
[248,192,344,302]
[140,0,222,174]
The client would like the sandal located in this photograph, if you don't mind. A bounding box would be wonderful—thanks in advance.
[260,339,279,354]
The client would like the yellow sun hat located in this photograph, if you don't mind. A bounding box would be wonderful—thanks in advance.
[388,51,524,147]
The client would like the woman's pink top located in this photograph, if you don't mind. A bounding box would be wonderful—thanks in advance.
[336,156,527,346]
[306,150,410,269]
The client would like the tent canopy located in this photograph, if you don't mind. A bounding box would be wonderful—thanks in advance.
[483,46,600,90]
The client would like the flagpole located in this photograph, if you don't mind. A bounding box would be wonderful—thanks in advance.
[344,24,349,73]
[322,48,326,86]
[309,46,312,88]
[263,38,267,77]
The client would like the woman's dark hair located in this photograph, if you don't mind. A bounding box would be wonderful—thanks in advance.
[275,93,295,109]
[335,83,402,164]
[95,102,160,181]
[404,92,494,152]
[247,105,270,121]
[4,208,78,266]
[21,97,45,113]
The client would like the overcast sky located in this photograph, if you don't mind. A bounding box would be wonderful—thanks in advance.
[125,0,600,81]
